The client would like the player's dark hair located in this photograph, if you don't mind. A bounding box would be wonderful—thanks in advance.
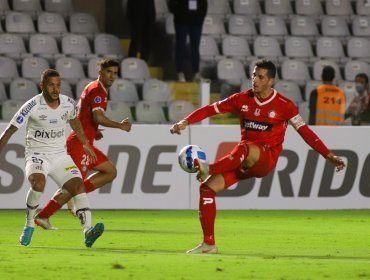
[321,66,335,82]
[99,58,120,70]
[41,69,60,83]
[356,73,369,84]
[255,59,276,78]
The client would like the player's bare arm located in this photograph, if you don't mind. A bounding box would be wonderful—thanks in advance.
[93,110,132,132]
[326,153,346,172]
[170,119,189,134]
[69,117,97,163]
[0,124,18,153]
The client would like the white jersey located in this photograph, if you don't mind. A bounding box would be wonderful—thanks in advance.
[10,93,77,155]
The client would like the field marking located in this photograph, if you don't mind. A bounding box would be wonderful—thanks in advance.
[1,243,370,264]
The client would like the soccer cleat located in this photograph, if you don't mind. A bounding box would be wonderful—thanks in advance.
[194,158,209,182]
[34,215,57,230]
[85,223,104,248]
[186,242,218,254]
[19,226,34,246]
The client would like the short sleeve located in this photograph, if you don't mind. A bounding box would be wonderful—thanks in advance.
[9,99,37,129]
[90,88,107,112]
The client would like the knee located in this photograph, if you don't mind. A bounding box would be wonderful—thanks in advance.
[29,175,46,192]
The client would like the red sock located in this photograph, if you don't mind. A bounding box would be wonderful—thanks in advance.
[37,199,61,219]
[199,183,216,245]
[209,143,249,175]
[83,179,95,193]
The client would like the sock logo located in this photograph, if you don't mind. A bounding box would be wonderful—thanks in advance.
[203,198,214,205]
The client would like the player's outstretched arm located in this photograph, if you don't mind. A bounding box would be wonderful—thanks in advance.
[0,124,18,153]
[170,119,189,135]
[93,110,132,132]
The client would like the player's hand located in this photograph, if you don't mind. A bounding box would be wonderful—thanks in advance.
[95,129,104,140]
[326,153,346,172]
[170,120,188,135]
[120,118,132,132]
[83,143,97,164]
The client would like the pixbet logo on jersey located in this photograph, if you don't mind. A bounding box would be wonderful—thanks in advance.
[34,129,64,139]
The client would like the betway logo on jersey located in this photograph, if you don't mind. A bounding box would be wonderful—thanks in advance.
[34,129,64,139]
[243,119,272,131]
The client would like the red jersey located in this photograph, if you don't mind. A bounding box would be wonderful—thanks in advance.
[70,80,108,142]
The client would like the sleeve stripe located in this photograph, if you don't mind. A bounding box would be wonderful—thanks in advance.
[213,103,220,114]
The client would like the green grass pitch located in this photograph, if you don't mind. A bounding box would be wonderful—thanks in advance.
[1,209,370,280]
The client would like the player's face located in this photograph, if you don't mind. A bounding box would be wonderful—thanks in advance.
[99,66,119,89]
[40,76,61,101]
[252,67,274,96]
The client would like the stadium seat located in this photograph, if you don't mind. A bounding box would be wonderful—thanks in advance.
[199,35,223,76]
[55,57,86,85]
[87,57,101,79]
[94,33,124,59]
[298,101,309,123]
[222,35,254,63]
[201,15,226,40]
[312,60,342,82]
[290,15,319,41]
[347,37,370,62]
[274,80,303,105]
[284,36,314,62]
[253,36,283,61]
[9,78,39,101]
[75,78,93,99]
[0,56,19,84]
[264,0,293,18]
[61,33,97,62]
[339,81,357,110]
[21,56,50,82]
[325,0,353,18]
[0,33,30,63]
[258,15,288,42]
[165,13,175,35]
[227,15,257,42]
[344,60,370,81]
[142,79,171,106]
[154,0,169,21]
[120,58,151,85]
[304,80,321,101]
[44,0,74,19]
[355,0,370,15]
[0,0,10,17]
[281,59,311,86]
[29,34,64,63]
[5,12,36,35]
[11,0,42,19]
[1,99,24,121]
[60,79,74,99]
[352,16,370,37]
[135,100,167,124]
[0,81,7,104]
[37,12,68,39]
[232,0,262,19]
[315,37,346,63]
[168,100,195,122]
[240,78,252,91]
[217,58,247,86]
[69,12,99,40]
[109,78,139,106]
[249,59,280,81]
[321,16,350,38]
[105,100,134,122]
[207,0,231,18]
[295,0,324,20]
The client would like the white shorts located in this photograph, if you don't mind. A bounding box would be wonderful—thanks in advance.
[25,151,82,188]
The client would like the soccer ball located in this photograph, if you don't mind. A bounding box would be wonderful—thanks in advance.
[178,145,207,173]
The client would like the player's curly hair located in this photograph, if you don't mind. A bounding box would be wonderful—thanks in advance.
[99,58,120,69]
[41,68,60,83]
[255,59,276,79]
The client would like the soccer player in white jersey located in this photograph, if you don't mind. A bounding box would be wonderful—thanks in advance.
[0,69,104,247]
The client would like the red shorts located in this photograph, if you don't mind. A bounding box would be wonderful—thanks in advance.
[66,138,109,179]
[222,144,278,188]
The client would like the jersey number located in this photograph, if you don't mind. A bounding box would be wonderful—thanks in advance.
[81,154,90,166]
[31,157,43,164]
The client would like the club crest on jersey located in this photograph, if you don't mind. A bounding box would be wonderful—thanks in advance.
[268,110,276,118]
[241,105,249,112]
[254,108,261,116]
[94,96,102,103]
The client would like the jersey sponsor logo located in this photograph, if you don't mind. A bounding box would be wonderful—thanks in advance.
[34,129,64,139]
[20,100,37,117]
[64,165,78,171]
[61,111,69,121]
[94,96,102,103]
[49,119,58,124]
[67,97,76,105]
[16,116,24,124]
[243,119,272,132]
[202,198,214,205]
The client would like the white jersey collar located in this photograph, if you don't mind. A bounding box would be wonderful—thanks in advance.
[254,89,277,106]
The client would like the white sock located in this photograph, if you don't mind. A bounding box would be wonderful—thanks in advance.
[25,188,43,227]
[73,193,92,234]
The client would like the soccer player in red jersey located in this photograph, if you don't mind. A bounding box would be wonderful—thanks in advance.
[34,58,132,228]
[170,59,346,254]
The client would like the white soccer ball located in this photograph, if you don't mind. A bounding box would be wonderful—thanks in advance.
[178,145,207,173]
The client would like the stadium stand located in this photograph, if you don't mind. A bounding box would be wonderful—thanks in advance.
[105,100,134,122]
[168,100,196,122]
[21,56,50,82]
[109,79,140,107]
[142,78,171,106]
[135,100,167,124]
[9,78,38,101]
